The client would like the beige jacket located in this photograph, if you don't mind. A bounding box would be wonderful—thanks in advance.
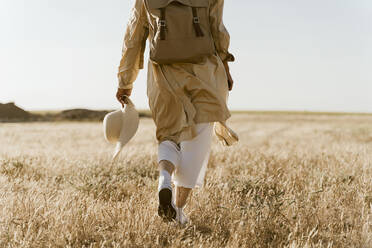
[118,0,237,144]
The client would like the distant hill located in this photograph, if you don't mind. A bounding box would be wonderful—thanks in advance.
[57,109,109,121]
[0,102,151,122]
[0,102,32,121]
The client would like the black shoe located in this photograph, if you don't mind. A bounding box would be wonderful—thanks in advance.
[158,188,176,222]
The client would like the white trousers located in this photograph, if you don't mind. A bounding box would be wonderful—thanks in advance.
[157,123,214,188]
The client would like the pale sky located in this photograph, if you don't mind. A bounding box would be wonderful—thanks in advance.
[0,0,371,112]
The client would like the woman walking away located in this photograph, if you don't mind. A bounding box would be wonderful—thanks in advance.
[116,0,238,224]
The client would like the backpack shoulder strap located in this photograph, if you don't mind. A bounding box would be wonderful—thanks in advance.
[159,8,166,40]
[191,7,204,37]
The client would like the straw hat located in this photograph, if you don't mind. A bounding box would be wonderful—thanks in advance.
[103,96,139,160]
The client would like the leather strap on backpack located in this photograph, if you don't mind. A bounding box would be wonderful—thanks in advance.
[159,8,166,40]
[158,7,203,40]
[192,7,204,37]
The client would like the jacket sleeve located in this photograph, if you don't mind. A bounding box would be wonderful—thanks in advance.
[117,0,149,89]
[209,0,235,62]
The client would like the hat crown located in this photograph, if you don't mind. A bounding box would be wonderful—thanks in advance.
[103,98,139,159]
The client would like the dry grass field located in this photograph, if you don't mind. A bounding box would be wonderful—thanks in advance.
[0,113,371,247]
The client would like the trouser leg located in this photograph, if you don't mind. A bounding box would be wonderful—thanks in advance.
[174,123,213,209]
[158,160,175,175]
[173,123,214,188]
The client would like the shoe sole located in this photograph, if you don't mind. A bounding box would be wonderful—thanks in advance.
[158,188,176,222]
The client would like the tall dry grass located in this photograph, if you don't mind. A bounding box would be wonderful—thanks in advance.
[0,113,371,247]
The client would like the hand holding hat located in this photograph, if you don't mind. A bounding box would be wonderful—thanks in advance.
[116,88,132,107]
[103,94,139,161]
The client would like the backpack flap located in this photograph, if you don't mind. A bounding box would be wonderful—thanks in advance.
[146,0,215,64]
[147,0,209,9]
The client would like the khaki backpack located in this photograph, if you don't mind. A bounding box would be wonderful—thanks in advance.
[145,0,216,64]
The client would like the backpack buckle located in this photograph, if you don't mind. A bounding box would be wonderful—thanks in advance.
[158,20,166,27]
[193,17,200,23]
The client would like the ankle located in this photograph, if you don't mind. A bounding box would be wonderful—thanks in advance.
[175,202,186,209]
[158,169,172,192]
[159,160,175,174]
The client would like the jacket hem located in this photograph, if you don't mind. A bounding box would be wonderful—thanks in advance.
[193,111,231,124]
